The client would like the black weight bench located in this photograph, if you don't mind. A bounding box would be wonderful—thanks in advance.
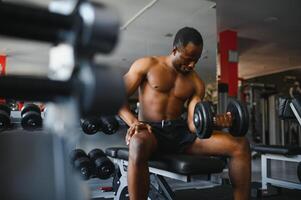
[106,147,226,200]
[252,145,301,156]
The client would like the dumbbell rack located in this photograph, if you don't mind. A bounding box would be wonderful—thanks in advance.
[10,111,46,123]
[0,1,125,199]
[2,111,45,130]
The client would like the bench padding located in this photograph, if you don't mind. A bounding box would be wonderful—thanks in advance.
[106,147,226,175]
[252,145,301,155]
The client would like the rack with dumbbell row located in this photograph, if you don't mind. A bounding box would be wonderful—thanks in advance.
[0,1,125,199]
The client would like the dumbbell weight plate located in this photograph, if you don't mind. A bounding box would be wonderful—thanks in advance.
[226,99,249,137]
[21,111,42,130]
[70,149,92,180]
[0,104,11,115]
[81,118,101,135]
[0,104,11,132]
[21,104,42,130]
[100,116,119,135]
[74,157,92,180]
[70,149,87,163]
[94,156,115,179]
[21,104,41,116]
[193,101,214,139]
[88,149,106,160]
[88,149,115,179]
[0,110,10,132]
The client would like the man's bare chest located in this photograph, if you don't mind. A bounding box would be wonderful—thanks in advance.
[145,67,194,100]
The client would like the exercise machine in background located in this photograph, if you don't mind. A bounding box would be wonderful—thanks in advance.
[253,97,301,194]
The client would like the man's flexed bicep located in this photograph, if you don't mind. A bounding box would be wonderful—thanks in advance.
[187,75,205,133]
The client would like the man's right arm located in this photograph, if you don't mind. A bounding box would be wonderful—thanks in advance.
[118,57,152,126]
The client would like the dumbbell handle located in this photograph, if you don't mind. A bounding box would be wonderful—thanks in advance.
[0,76,72,102]
[0,66,126,116]
[0,2,72,43]
[0,1,119,54]
[212,113,233,128]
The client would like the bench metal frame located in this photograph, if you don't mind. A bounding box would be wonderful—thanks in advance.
[112,158,221,200]
[113,158,190,200]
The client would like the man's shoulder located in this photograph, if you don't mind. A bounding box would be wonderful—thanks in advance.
[189,71,205,90]
[131,56,159,72]
[189,71,203,82]
[134,56,159,66]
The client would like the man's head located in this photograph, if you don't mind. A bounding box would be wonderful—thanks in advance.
[171,27,203,74]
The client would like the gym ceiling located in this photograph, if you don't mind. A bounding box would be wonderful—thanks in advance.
[1,0,300,82]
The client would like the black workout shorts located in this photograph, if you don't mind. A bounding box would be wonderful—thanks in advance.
[143,119,197,153]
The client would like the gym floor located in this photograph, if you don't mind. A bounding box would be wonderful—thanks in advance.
[93,186,301,200]
[174,186,301,200]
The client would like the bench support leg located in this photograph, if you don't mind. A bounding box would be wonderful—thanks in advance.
[113,159,177,200]
[152,174,176,200]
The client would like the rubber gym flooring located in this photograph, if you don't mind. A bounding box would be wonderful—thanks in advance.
[94,184,301,200]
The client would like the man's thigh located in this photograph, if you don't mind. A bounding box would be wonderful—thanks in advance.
[184,130,248,157]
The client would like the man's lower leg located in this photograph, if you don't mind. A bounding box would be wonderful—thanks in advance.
[128,159,150,200]
[228,144,251,200]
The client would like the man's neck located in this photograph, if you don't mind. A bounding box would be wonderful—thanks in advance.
[165,55,176,69]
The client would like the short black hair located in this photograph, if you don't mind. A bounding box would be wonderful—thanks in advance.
[173,27,203,48]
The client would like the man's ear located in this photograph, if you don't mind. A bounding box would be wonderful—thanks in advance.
[172,47,177,55]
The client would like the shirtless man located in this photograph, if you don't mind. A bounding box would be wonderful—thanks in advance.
[119,27,251,200]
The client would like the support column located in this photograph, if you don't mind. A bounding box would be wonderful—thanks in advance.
[218,30,238,112]
[0,55,6,76]
[219,30,238,96]
[0,55,6,104]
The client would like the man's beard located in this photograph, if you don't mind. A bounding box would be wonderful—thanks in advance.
[178,65,191,74]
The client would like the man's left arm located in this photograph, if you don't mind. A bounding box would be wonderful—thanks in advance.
[187,74,205,133]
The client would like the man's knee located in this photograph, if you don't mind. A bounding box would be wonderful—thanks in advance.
[233,137,251,157]
[129,132,153,165]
